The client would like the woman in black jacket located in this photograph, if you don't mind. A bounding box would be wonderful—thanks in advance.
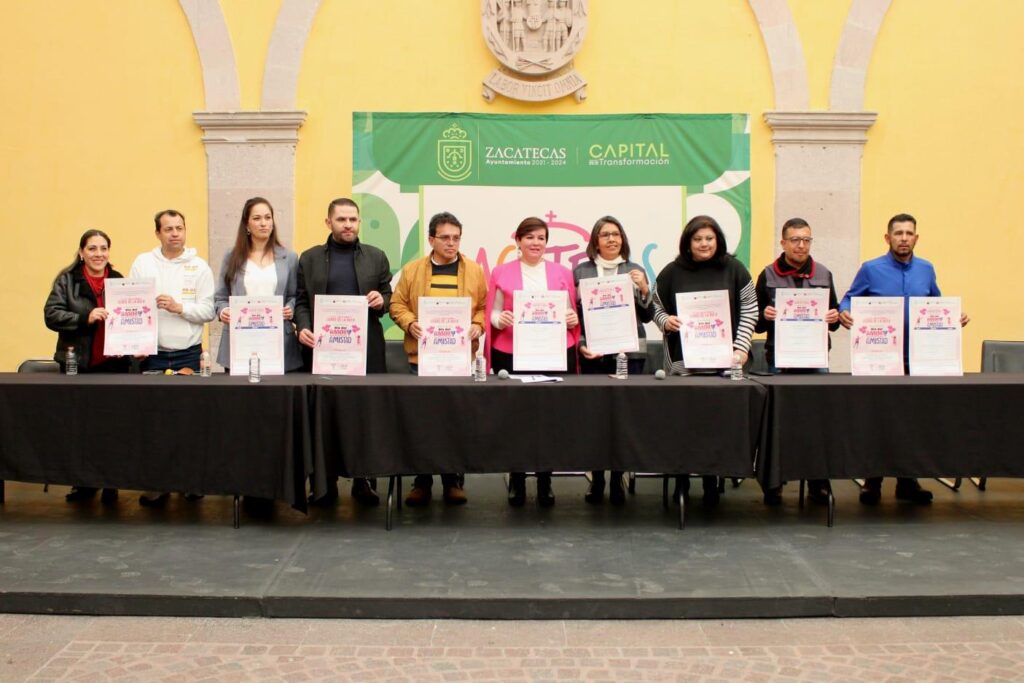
[44,229,128,503]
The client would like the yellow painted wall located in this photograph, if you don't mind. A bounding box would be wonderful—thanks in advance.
[3,0,1022,370]
[1,1,206,371]
[862,0,1024,367]
[293,0,775,264]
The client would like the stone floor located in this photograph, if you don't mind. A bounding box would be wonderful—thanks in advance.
[2,477,1024,619]
[2,614,1023,681]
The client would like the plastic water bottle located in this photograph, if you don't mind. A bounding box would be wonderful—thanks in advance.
[615,351,628,379]
[248,352,261,383]
[473,349,487,382]
[199,350,212,377]
[65,346,78,376]
[730,353,744,381]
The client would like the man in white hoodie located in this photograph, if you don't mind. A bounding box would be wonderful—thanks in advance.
[130,209,215,372]
[130,209,215,508]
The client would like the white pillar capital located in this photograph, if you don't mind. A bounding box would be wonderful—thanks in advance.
[193,111,307,144]
[764,111,878,145]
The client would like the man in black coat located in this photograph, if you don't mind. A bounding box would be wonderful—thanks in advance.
[295,197,392,506]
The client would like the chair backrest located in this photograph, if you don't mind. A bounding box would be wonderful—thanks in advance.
[747,338,769,374]
[981,340,1024,373]
[385,339,411,374]
[18,358,60,373]
[646,341,664,374]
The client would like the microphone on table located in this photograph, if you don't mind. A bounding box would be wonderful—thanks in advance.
[497,369,510,379]
[654,369,666,380]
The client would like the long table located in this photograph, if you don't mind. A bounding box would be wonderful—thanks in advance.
[312,374,768,527]
[5,371,1024,530]
[0,374,312,524]
[755,373,1024,487]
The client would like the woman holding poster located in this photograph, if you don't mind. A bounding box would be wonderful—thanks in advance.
[215,197,302,373]
[652,215,758,508]
[486,216,580,507]
[573,216,653,505]
[44,229,129,503]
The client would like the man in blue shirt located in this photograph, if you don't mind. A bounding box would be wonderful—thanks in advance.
[839,213,970,505]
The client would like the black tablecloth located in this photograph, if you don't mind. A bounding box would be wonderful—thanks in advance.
[753,373,1024,487]
[0,374,311,509]
[311,375,767,492]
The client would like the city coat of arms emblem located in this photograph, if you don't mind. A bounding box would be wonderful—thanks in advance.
[481,0,588,103]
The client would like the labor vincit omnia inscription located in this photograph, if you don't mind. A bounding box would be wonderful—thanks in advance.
[481,0,588,103]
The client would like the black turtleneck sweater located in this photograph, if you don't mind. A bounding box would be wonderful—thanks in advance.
[327,237,359,295]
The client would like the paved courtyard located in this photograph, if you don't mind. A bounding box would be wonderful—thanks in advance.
[3,615,1023,681]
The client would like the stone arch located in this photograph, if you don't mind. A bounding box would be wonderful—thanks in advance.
[178,0,241,110]
[748,0,810,110]
[261,0,323,110]
[830,0,892,110]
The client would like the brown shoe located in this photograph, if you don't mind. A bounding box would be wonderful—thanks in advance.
[443,485,468,505]
[405,485,432,507]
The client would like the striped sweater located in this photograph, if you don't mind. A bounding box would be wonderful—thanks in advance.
[652,254,757,375]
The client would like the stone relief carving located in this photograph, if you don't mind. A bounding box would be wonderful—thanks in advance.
[481,0,588,103]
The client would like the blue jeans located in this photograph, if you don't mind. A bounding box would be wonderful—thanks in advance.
[142,344,202,372]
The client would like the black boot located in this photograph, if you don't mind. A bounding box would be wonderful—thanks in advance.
[608,471,626,505]
[536,473,555,507]
[702,475,720,509]
[508,472,526,507]
[585,471,605,504]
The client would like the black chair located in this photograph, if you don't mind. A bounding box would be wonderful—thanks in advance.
[967,341,1024,491]
[10,358,60,500]
[17,358,59,373]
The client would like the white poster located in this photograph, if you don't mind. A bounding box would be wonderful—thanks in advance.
[773,288,829,369]
[909,296,962,376]
[417,296,472,377]
[312,295,369,376]
[578,273,639,356]
[850,297,904,376]
[675,290,734,369]
[104,278,158,356]
[229,295,284,376]
[512,290,568,372]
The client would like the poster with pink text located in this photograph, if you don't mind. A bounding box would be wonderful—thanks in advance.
[104,278,158,356]
[312,295,369,376]
[417,297,472,377]
[229,295,284,376]
[850,297,904,376]
[675,290,733,369]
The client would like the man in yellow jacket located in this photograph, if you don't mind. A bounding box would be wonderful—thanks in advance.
[389,211,487,506]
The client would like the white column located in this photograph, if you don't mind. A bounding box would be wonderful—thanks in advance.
[193,111,307,363]
[763,111,878,371]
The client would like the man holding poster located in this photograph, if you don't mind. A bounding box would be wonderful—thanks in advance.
[129,209,215,373]
[389,212,487,506]
[839,213,970,505]
[754,218,839,505]
[295,197,392,507]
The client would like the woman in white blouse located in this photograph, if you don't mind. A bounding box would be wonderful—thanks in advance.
[214,197,302,372]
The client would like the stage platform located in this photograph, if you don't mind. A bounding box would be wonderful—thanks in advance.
[1,476,1023,620]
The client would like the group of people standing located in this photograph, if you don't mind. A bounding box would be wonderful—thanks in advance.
[44,198,966,513]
